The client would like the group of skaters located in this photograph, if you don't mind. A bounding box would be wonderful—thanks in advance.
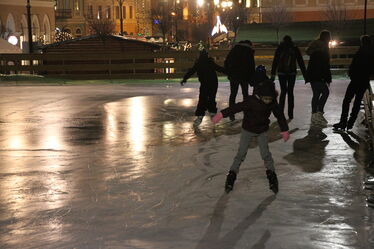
[181,30,374,194]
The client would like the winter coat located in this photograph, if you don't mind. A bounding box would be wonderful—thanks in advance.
[271,42,307,78]
[224,43,256,84]
[348,45,374,85]
[220,95,289,134]
[306,39,332,83]
[182,57,226,85]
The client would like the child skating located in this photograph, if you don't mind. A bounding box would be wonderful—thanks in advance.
[181,49,226,127]
[212,66,290,194]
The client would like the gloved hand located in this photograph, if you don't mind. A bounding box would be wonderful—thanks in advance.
[281,131,289,142]
[212,112,223,124]
[180,79,186,86]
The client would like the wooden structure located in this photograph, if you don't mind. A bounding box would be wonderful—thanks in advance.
[0,46,358,79]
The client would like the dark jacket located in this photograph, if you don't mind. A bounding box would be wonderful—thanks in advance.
[271,43,307,78]
[348,45,374,84]
[183,57,226,85]
[306,39,332,83]
[224,43,256,84]
[220,95,289,134]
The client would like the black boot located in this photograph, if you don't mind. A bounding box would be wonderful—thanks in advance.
[347,119,355,130]
[266,170,278,194]
[333,122,347,130]
[225,171,237,193]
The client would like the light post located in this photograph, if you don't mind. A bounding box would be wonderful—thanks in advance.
[26,0,33,53]
[364,0,368,35]
[118,0,124,35]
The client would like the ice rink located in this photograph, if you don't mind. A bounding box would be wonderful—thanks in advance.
[0,80,373,249]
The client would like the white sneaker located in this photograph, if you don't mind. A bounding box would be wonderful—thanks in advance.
[316,112,328,124]
[193,116,204,126]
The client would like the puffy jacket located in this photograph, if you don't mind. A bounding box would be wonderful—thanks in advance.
[220,95,289,134]
[224,43,256,84]
[306,39,332,83]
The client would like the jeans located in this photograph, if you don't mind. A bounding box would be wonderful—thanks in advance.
[229,79,249,119]
[311,81,330,113]
[195,83,218,116]
[278,74,296,118]
[230,129,275,173]
[339,80,368,124]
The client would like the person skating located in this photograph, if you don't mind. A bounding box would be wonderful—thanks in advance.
[333,35,374,130]
[181,49,226,127]
[306,30,332,126]
[224,40,256,121]
[271,35,308,120]
[212,66,289,194]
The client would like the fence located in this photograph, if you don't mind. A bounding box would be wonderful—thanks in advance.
[364,81,374,149]
[0,46,358,80]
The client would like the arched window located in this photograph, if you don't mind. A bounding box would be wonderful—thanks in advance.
[6,13,16,34]
[75,28,82,37]
[43,15,51,44]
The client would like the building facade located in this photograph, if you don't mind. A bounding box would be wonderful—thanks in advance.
[55,0,152,38]
[0,0,55,50]
[255,0,374,22]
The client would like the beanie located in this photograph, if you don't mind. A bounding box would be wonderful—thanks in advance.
[255,80,276,97]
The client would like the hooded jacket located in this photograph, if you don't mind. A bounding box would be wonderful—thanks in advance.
[182,56,226,85]
[220,95,288,134]
[306,39,332,83]
[271,42,307,78]
[224,43,256,83]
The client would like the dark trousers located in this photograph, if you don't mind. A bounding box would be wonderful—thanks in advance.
[195,83,218,116]
[339,80,369,124]
[311,81,330,113]
[229,79,249,119]
[278,74,296,118]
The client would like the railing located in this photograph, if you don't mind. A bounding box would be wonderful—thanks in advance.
[0,46,358,80]
[364,81,374,150]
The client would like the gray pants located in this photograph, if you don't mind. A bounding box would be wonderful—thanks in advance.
[230,129,275,173]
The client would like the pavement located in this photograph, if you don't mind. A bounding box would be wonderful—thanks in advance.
[0,80,373,249]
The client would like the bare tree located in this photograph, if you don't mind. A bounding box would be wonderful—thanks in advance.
[151,7,172,45]
[88,18,115,36]
[221,4,249,41]
[263,3,292,43]
[323,0,349,38]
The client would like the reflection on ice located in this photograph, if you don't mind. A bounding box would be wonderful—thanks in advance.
[129,97,145,153]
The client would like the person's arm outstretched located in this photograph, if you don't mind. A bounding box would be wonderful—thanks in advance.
[271,102,290,142]
[181,62,198,85]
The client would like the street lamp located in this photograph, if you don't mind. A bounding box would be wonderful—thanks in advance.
[26,0,33,53]
[364,0,368,35]
[117,0,124,35]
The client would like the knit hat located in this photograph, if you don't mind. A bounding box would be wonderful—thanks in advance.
[255,80,277,97]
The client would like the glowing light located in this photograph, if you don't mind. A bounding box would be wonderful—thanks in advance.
[227,1,233,7]
[8,35,18,45]
[214,0,220,5]
[211,16,228,36]
[329,40,338,48]
[221,1,227,7]
[197,0,204,7]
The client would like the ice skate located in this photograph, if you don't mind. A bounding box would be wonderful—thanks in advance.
[266,170,279,194]
[193,116,204,127]
[225,171,237,193]
[316,112,328,124]
[209,112,216,119]
[346,119,354,130]
[333,121,347,131]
